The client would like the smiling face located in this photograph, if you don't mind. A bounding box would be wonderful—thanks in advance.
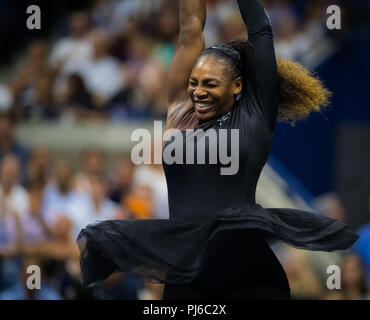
[187,55,242,122]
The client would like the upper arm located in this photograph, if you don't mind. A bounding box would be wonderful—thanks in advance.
[236,0,278,129]
[245,27,278,129]
[167,21,205,108]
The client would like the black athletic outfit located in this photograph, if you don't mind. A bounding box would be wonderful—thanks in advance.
[77,0,358,300]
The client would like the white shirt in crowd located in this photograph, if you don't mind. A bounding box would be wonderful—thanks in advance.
[0,185,45,249]
[42,183,119,239]
[49,37,92,67]
[134,165,169,220]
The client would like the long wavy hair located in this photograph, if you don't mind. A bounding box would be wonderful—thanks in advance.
[201,40,332,126]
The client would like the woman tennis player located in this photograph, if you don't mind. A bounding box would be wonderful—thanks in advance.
[77,0,358,300]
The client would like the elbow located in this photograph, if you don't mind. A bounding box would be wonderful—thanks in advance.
[179,17,204,40]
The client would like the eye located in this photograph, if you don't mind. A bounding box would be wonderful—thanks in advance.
[189,81,197,86]
[206,84,217,88]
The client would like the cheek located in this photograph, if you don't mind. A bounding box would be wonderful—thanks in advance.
[215,88,233,102]
[186,85,191,95]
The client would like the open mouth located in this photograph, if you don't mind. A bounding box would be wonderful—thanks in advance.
[194,101,214,113]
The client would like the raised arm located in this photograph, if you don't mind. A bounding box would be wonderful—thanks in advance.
[166,0,206,126]
[237,0,271,35]
[237,0,278,131]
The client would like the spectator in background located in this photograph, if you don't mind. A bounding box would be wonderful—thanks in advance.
[123,184,154,219]
[0,84,13,114]
[151,6,178,68]
[135,60,168,118]
[71,29,124,108]
[26,147,52,188]
[0,155,45,252]
[51,11,93,103]
[109,156,135,204]
[277,245,324,299]
[218,11,246,43]
[108,35,158,120]
[134,140,169,220]
[338,253,369,300]
[91,0,157,36]
[134,163,169,220]
[0,111,29,172]
[27,180,52,241]
[74,147,106,194]
[0,257,62,300]
[10,40,51,119]
[15,214,80,272]
[59,73,95,121]
[37,215,80,262]
[324,253,369,300]
[85,175,126,221]
[29,71,59,121]
[49,11,92,70]
[42,160,90,239]
[109,156,154,219]
[203,0,240,46]
[270,1,312,62]
[302,193,349,285]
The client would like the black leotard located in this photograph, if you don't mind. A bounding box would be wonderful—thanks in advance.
[77,0,358,299]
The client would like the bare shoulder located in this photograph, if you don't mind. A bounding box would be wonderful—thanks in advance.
[166,98,193,130]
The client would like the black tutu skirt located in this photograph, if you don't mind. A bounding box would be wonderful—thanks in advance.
[77,203,359,288]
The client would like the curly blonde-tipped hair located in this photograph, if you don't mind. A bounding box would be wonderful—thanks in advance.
[276,57,332,125]
[205,40,332,125]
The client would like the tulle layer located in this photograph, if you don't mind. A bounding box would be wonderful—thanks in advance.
[77,203,359,287]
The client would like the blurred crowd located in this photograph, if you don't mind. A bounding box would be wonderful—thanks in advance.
[0,0,369,300]
[0,113,169,298]
[0,0,349,123]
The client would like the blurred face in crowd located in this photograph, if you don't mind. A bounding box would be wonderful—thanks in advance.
[341,254,366,288]
[27,40,47,66]
[54,161,73,194]
[156,8,179,41]
[0,154,20,188]
[317,193,346,223]
[82,148,105,175]
[0,113,14,143]
[31,147,51,173]
[188,55,242,122]
[138,62,165,100]
[128,36,153,62]
[69,11,90,38]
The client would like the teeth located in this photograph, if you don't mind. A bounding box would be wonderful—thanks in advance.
[196,103,212,108]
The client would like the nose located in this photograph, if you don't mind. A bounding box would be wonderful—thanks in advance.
[193,87,208,100]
